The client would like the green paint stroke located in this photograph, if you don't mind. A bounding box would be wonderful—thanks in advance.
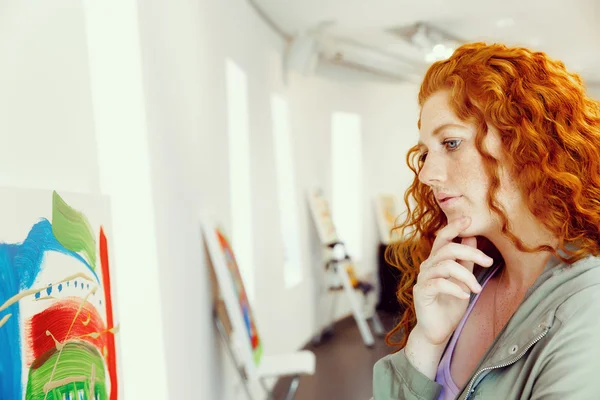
[253,343,263,366]
[26,342,108,400]
[52,190,96,270]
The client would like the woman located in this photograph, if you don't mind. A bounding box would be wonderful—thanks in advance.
[372,42,600,399]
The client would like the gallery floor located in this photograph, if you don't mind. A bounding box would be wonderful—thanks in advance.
[272,310,400,400]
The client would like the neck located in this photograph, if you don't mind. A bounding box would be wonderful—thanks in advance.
[481,215,559,290]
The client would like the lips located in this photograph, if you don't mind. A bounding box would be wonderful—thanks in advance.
[436,193,461,206]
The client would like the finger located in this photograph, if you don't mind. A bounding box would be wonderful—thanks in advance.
[419,260,482,294]
[431,216,472,254]
[420,278,471,300]
[459,236,478,273]
[428,242,493,270]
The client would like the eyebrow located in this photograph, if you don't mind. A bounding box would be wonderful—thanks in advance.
[417,123,467,148]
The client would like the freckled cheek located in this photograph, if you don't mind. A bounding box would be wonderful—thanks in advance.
[451,162,491,203]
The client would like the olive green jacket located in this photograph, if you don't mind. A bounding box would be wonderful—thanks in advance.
[372,252,600,399]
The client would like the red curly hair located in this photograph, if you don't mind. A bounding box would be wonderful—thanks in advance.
[386,42,600,350]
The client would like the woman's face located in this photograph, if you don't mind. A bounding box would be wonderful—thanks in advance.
[417,90,524,238]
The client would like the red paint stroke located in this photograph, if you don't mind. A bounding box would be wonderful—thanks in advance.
[26,298,107,364]
[100,226,118,400]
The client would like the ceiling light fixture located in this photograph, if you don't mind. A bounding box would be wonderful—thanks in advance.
[425,44,455,62]
[406,22,461,63]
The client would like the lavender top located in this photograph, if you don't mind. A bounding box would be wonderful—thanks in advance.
[435,264,501,399]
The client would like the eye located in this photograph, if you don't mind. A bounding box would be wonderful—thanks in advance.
[443,139,462,151]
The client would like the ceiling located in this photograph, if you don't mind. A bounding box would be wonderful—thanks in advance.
[253,0,600,84]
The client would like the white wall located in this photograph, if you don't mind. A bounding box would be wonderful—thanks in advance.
[83,1,169,398]
[135,0,420,398]
[588,83,600,100]
[0,1,100,192]
[134,0,418,398]
[135,1,220,399]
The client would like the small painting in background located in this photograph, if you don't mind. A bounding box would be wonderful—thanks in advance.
[307,187,338,245]
[374,194,402,245]
[215,228,263,365]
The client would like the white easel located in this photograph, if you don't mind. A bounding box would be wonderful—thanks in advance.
[306,187,385,348]
[202,217,315,400]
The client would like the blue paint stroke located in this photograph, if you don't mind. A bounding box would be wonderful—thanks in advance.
[0,243,21,400]
[15,219,99,289]
[0,218,101,399]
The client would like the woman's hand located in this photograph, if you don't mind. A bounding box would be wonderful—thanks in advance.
[413,216,494,346]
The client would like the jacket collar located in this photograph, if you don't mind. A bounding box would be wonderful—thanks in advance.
[471,244,590,369]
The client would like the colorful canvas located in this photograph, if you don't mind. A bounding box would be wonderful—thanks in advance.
[0,189,119,400]
[215,228,263,365]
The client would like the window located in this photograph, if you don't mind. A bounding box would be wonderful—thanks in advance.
[271,94,302,288]
[225,58,255,300]
[331,112,363,261]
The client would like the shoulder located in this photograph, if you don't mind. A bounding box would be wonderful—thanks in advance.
[555,282,600,324]
[550,255,600,325]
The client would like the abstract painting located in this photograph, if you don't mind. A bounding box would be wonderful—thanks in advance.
[202,219,263,371]
[215,228,262,365]
[0,189,119,400]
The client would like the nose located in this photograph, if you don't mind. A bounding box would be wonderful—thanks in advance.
[418,152,446,186]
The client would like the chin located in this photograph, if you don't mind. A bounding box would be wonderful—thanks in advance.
[456,222,485,238]
[457,229,479,238]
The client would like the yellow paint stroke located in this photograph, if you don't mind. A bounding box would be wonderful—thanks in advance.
[89,363,96,400]
[0,314,12,328]
[43,287,97,400]
[82,312,91,326]
[45,322,120,353]
[45,330,65,352]
[35,296,57,302]
[43,375,101,393]
[0,272,96,313]
[72,324,120,341]
[110,324,120,335]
